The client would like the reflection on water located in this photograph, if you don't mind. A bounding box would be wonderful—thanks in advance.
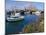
[6,14,40,34]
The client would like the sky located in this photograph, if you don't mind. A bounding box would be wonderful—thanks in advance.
[5,0,44,11]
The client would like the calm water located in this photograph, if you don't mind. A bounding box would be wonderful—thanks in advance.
[6,14,40,34]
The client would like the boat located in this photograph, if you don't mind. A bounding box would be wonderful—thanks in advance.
[35,11,41,16]
[7,16,24,21]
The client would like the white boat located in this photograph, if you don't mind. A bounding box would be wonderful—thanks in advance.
[7,16,24,21]
[35,11,41,16]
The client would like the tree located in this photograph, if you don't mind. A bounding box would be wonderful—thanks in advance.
[27,4,38,12]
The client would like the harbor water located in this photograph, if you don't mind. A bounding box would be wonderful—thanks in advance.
[6,14,40,34]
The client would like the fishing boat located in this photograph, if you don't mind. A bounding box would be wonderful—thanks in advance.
[35,11,41,16]
[7,16,24,21]
[6,13,24,21]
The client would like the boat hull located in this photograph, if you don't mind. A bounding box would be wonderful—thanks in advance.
[6,16,24,22]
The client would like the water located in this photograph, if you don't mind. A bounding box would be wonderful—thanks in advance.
[6,14,40,34]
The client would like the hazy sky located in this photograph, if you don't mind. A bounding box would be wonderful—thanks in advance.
[5,0,44,11]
